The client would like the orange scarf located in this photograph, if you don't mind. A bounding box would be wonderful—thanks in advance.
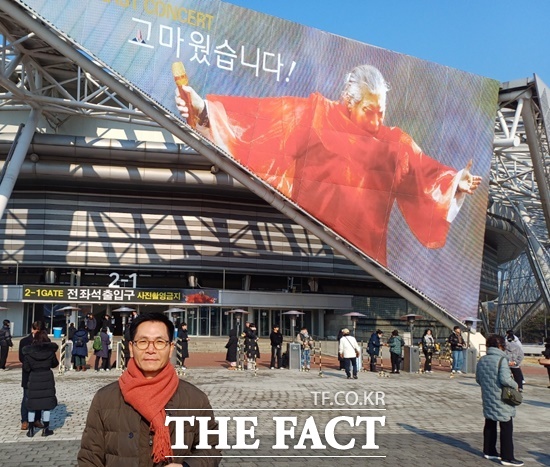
[119,358,179,463]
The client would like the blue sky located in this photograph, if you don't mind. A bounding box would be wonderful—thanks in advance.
[227,0,550,84]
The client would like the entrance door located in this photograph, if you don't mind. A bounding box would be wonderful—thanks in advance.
[186,308,198,335]
[199,307,210,336]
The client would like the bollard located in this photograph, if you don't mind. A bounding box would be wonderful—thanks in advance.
[237,336,245,371]
[316,340,324,377]
[120,339,126,371]
[58,336,67,375]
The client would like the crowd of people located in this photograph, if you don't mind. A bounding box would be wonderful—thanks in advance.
[2,314,548,466]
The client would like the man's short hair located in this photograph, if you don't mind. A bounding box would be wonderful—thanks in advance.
[453,326,461,331]
[3,319,10,327]
[376,329,383,335]
[129,312,174,342]
[486,334,506,349]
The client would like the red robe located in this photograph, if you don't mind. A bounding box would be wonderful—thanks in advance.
[206,92,458,266]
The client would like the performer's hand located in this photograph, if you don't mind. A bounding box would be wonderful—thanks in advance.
[174,86,205,119]
[457,159,482,195]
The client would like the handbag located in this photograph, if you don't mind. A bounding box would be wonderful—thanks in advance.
[6,337,13,347]
[498,357,522,406]
[538,357,550,366]
[501,386,523,406]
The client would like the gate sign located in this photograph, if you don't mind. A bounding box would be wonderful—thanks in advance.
[23,285,218,304]
[15,0,500,321]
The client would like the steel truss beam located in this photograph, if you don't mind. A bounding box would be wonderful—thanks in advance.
[492,78,550,332]
[0,14,154,128]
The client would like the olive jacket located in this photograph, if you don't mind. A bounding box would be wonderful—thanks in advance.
[78,379,221,467]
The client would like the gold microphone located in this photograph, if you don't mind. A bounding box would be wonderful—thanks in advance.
[172,62,196,128]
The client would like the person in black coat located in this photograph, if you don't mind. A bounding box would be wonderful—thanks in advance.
[85,314,97,340]
[244,323,260,362]
[93,327,111,371]
[225,328,239,370]
[178,322,190,369]
[19,321,45,431]
[542,337,550,388]
[269,325,283,369]
[22,330,59,437]
[71,322,89,371]
[367,330,384,372]
[0,319,12,370]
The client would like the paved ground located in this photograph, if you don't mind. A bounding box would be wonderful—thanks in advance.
[1,348,549,466]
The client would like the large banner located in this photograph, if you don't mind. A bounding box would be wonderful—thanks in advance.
[16,0,499,321]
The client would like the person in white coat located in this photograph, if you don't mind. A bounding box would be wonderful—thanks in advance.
[338,328,361,379]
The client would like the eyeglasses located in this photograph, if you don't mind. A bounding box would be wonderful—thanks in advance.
[132,339,171,350]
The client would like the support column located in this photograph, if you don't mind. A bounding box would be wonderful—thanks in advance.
[0,109,40,220]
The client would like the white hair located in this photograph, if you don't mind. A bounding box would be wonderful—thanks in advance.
[342,65,390,111]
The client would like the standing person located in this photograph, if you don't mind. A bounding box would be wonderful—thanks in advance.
[244,323,260,368]
[78,312,220,466]
[19,321,45,431]
[388,330,405,374]
[122,323,132,369]
[448,326,467,374]
[176,65,482,268]
[177,322,189,370]
[93,327,110,372]
[338,328,361,379]
[85,314,97,340]
[242,321,252,339]
[476,334,523,466]
[337,328,346,370]
[225,328,239,370]
[422,329,436,373]
[68,322,77,341]
[106,327,114,371]
[297,327,314,371]
[101,314,111,332]
[269,325,283,369]
[0,319,13,370]
[22,330,59,437]
[367,329,384,372]
[505,330,525,392]
[71,322,89,371]
[541,337,550,388]
[128,310,138,325]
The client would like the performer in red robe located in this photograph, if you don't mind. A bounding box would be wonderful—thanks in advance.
[176,65,480,266]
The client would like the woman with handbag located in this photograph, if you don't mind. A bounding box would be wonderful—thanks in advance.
[422,328,436,373]
[338,328,361,379]
[388,329,405,374]
[476,334,523,466]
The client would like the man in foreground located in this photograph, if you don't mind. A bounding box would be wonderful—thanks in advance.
[78,312,220,466]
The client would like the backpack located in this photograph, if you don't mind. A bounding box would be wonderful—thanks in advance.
[75,336,85,347]
[92,335,102,351]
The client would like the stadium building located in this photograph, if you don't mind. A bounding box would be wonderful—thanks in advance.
[1,1,549,343]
